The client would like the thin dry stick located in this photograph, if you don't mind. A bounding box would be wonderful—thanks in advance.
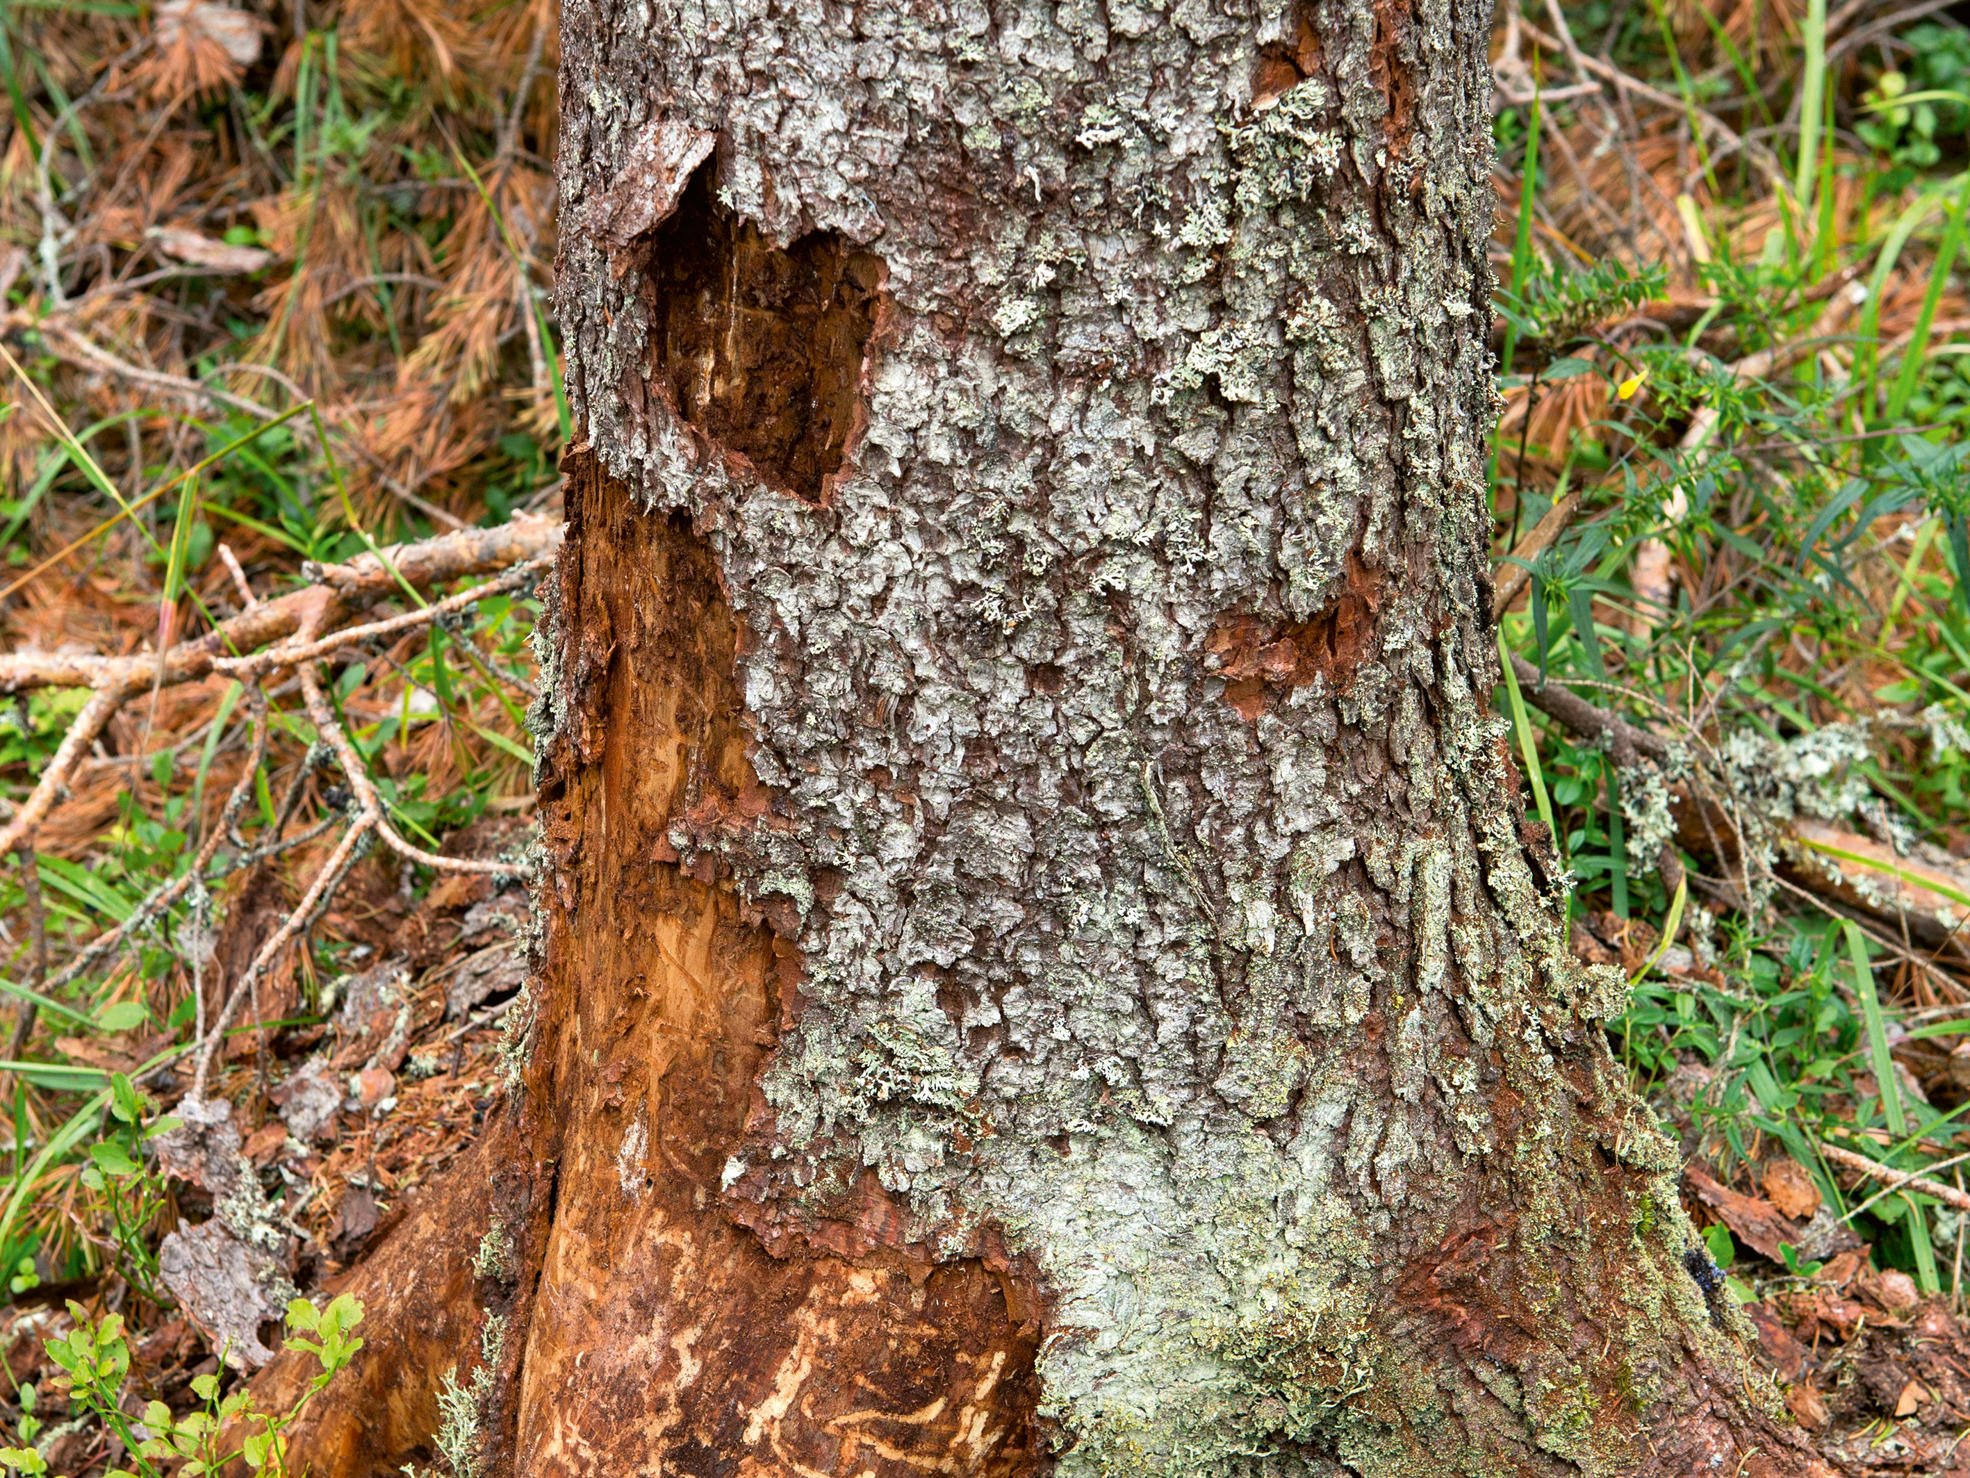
[191,817,373,1098]
[295,661,521,879]
[1843,1148,1970,1223]
[1493,489,1584,618]
[189,650,523,1092]
[1507,653,1668,764]
[212,555,549,680]
[5,842,50,1070]
[0,519,561,862]
[0,517,559,695]
[1517,15,1787,192]
[41,690,273,1000]
[0,685,129,861]
[1822,1141,1970,1215]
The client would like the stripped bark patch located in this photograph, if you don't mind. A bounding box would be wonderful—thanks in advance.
[1369,0,1419,155]
[1208,560,1384,717]
[1253,4,1323,108]
[642,167,884,502]
[506,458,1043,1475]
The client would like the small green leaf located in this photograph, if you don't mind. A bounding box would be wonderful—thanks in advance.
[88,1140,141,1178]
[96,1002,148,1035]
[1703,1222,1736,1270]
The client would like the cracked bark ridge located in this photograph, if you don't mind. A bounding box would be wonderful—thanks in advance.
[488,0,1840,1473]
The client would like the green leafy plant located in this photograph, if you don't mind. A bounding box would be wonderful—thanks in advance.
[1859,25,1970,169]
[0,1295,364,1478]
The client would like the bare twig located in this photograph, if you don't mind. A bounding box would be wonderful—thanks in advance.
[295,660,522,879]
[1822,1141,1970,1215]
[191,814,372,1097]
[0,517,557,871]
[0,686,128,862]
[0,518,560,696]
[41,690,273,1001]
[1517,15,1788,192]
[6,840,50,1068]
[213,555,548,679]
[1507,653,1668,765]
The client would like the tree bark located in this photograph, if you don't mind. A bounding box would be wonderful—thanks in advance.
[272,2,1832,1474]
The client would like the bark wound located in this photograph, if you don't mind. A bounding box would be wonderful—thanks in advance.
[642,167,884,502]
[510,456,1042,1475]
[1369,0,1419,155]
[1252,6,1322,108]
[1208,559,1384,719]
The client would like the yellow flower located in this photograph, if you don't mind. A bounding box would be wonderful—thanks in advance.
[1617,368,1649,401]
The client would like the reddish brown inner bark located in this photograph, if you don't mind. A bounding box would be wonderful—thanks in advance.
[1369,0,1420,155]
[502,456,1043,1475]
[248,1126,515,1473]
[1253,4,1323,107]
[1208,557,1385,718]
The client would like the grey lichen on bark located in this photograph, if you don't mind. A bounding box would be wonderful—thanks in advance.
[553,0,1801,1472]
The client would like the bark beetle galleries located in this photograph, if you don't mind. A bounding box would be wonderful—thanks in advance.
[640,164,884,503]
[507,459,1044,1475]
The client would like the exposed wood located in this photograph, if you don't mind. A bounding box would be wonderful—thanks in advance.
[503,457,1042,1472]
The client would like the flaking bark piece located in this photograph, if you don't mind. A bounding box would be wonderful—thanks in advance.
[158,1219,289,1370]
[330,957,412,1070]
[444,940,526,1019]
[272,1059,342,1145]
[148,1095,243,1197]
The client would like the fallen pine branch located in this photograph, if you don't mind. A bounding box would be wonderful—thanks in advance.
[0,515,562,862]
[1499,658,1970,968]
[0,512,561,1099]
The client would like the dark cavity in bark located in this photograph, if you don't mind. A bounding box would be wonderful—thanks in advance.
[640,164,884,502]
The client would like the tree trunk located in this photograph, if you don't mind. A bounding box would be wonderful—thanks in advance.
[274,2,1830,1474]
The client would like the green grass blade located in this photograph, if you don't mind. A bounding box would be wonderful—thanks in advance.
[1846,920,1907,1139]
[1497,632,1558,846]
[1605,755,1629,919]
[1859,178,1961,417]
[1885,170,1970,428]
[1793,0,1827,214]
[1907,1195,1942,1295]
[1629,872,1688,988]
[1502,90,1542,382]
[0,976,94,1030]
